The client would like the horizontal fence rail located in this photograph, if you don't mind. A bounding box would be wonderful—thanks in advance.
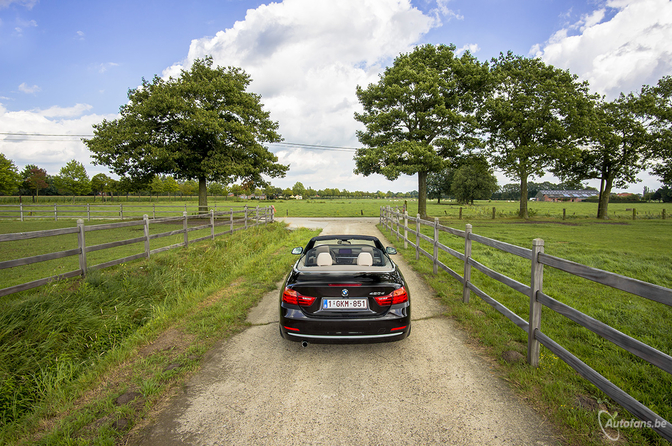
[0,203,253,221]
[0,206,273,298]
[380,206,672,442]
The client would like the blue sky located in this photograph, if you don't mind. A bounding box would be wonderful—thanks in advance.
[1,0,671,194]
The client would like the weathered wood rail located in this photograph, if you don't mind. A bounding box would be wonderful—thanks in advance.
[0,202,251,221]
[380,206,672,442]
[0,206,273,298]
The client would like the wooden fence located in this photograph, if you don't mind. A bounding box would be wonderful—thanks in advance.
[380,206,672,442]
[0,206,273,298]
[0,202,252,221]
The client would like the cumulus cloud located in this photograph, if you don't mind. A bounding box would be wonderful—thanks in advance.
[18,82,40,94]
[163,0,435,191]
[533,0,672,98]
[0,103,118,176]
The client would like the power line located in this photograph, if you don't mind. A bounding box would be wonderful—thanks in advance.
[0,132,362,152]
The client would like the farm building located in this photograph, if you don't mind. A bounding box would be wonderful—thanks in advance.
[535,190,598,202]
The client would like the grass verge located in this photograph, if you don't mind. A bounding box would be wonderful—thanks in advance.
[0,223,319,445]
[383,219,671,446]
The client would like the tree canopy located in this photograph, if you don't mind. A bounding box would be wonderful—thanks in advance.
[480,52,595,218]
[450,156,498,205]
[84,57,288,212]
[353,43,489,218]
[641,75,672,185]
[0,153,21,195]
[559,94,653,218]
[55,160,91,198]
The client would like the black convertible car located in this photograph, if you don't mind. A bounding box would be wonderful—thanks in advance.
[279,235,411,345]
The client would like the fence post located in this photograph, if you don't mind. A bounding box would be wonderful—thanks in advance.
[183,211,189,248]
[433,217,439,275]
[379,207,382,225]
[245,205,248,229]
[87,203,91,221]
[143,214,150,258]
[633,208,637,220]
[416,214,420,260]
[54,204,58,221]
[256,205,259,226]
[527,238,545,367]
[404,211,408,249]
[20,203,24,222]
[230,208,234,233]
[462,224,472,303]
[395,209,400,241]
[492,207,496,220]
[120,204,123,220]
[663,209,666,220]
[153,203,156,219]
[459,207,462,220]
[77,219,87,276]
[210,209,215,239]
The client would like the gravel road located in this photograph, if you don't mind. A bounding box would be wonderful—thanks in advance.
[129,218,559,445]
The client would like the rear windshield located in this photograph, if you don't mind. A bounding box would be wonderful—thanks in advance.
[297,242,391,270]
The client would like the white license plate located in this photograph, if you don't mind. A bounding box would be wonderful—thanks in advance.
[323,299,368,310]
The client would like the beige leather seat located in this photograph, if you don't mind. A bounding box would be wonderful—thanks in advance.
[317,252,333,266]
[356,252,373,266]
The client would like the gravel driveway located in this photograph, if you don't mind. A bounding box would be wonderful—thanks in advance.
[130,218,558,445]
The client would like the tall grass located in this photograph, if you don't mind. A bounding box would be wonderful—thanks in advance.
[0,223,318,438]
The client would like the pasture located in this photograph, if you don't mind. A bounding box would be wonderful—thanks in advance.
[0,198,670,444]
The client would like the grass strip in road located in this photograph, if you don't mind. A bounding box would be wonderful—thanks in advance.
[0,223,319,445]
[384,220,672,446]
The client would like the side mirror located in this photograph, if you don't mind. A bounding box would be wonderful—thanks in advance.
[291,247,303,255]
[386,247,397,255]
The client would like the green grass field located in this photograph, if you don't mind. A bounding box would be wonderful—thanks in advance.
[0,199,670,444]
[382,218,671,445]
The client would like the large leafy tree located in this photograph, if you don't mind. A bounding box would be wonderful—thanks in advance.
[85,57,287,212]
[641,76,672,185]
[0,153,21,195]
[560,94,652,218]
[55,160,91,199]
[480,52,594,218]
[354,44,489,218]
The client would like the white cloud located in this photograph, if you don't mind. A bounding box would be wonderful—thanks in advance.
[93,62,119,73]
[164,0,437,192]
[0,0,37,10]
[18,82,40,94]
[0,103,118,177]
[456,43,480,56]
[533,0,672,99]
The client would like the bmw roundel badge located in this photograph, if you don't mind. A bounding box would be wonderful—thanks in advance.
[341,289,349,297]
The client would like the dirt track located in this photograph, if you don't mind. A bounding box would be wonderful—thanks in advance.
[129,218,558,445]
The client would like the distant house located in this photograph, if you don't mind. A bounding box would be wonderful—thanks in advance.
[536,190,598,202]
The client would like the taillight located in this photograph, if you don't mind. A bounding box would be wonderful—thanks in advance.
[282,288,316,306]
[374,287,408,306]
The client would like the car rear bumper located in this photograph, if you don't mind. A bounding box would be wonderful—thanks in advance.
[280,304,410,344]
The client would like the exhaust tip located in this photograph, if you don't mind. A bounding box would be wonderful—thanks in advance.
[301,340,309,348]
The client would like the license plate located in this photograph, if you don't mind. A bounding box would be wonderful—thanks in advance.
[323,299,368,310]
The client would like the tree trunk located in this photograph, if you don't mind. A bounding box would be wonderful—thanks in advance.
[519,175,529,218]
[198,177,208,214]
[597,176,613,219]
[597,178,605,218]
[418,170,428,219]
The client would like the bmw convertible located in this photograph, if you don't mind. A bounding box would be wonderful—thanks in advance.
[279,235,411,345]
